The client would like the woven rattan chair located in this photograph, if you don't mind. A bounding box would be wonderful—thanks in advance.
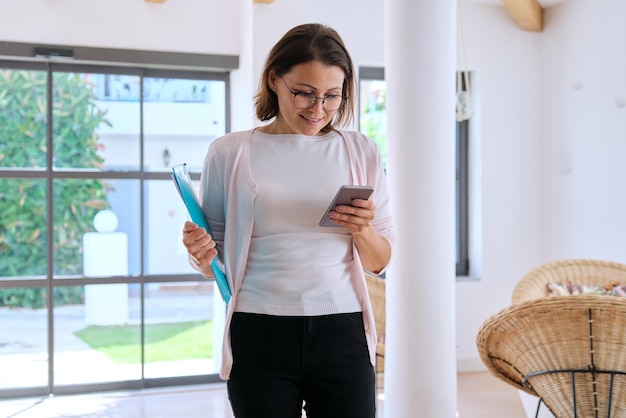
[365,273,385,375]
[512,258,626,304]
[477,294,626,417]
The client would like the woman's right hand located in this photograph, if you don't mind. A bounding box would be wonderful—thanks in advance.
[182,221,218,267]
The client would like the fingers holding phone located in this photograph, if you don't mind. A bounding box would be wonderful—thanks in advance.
[331,198,376,233]
[319,185,375,231]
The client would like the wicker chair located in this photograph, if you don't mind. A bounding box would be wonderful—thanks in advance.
[365,273,385,375]
[512,258,626,304]
[477,295,626,417]
[486,259,626,417]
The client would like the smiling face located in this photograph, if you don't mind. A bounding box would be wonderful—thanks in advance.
[264,60,345,136]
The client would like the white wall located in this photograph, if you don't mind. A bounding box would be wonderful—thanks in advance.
[454,0,626,368]
[455,4,544,369]
[0,0,239,55]
[541,0,626,263]
[2,0,625,373]
[252,0,385,75]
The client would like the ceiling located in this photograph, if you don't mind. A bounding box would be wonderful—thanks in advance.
[461,0,571,31]
[249,0,570,32]
[463,0,568,5]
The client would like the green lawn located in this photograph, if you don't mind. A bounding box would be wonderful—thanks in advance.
[74,320,213,364]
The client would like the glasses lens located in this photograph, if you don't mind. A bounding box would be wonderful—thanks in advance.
[323,96,343,111]
[293,93,342,110]
[293,93,314,109]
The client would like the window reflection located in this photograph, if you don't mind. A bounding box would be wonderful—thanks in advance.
[54,285,141,385]
[0,287,48,389]
[143,78,225,172]
[143,281,218,378]
[0,69,48,169]
[0,178,48,278]
[359,78,387,168]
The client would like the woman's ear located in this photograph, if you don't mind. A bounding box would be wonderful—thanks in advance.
[268,70,278,92]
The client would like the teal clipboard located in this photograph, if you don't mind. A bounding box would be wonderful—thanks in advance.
[171,163,232,304]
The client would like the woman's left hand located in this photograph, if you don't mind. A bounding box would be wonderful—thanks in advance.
[330,198,391,274]
[328,198,375,234]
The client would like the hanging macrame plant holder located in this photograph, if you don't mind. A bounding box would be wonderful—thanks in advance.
[456,71,473,122]
[456,0,473,122]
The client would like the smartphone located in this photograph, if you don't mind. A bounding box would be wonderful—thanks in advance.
[319,185,375,227]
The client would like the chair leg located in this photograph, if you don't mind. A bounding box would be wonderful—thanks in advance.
[374,356,382,418]
[375,355,384,395]
[534,398,542,418]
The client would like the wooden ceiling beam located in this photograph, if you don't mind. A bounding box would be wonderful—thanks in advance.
[142,0,278,2]
[502,0,543,32]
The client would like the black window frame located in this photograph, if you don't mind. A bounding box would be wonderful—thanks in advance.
[0,44,235,399]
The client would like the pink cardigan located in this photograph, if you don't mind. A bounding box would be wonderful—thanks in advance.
[195,128,395,380]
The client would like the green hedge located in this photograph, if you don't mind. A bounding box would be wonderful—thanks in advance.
[0,70,111,308]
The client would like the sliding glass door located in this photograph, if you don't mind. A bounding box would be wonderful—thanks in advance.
[0,62,228,397]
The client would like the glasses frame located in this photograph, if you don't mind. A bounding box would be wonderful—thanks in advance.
[279,77,345,111]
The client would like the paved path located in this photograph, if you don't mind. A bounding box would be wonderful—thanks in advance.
[0,285,218,389]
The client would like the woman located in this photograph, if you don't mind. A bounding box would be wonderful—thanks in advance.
[182,23,395,418]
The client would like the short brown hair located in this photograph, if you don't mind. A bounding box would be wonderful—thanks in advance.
[254,23,356,132]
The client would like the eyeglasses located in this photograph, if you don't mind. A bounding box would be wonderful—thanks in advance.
[279,77,345,111]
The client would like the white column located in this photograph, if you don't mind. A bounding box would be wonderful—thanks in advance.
[385,1,457,417]
[208,0,254,374]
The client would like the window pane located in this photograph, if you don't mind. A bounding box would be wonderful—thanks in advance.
[143,281,220,378]
[143,78,226,173]
[0,59,229,397]
[53,178,140,277]
[53,72,141,171]
[456,117,470,275]
[0,287,48,389]
[145,179,197,276]
[0,178,48,278]
[359,79,387,168]
[103,179,141,277]
[54,284,141,385]
[0,69,48,169]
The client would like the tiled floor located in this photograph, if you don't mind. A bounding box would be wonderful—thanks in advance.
[0,371,527,418]
[1,383,234,418]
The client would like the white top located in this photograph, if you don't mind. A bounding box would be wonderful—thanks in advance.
[192,128,396,379]
[235,130,362,315]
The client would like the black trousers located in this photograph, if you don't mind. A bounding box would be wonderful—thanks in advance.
[227,312,376,418]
